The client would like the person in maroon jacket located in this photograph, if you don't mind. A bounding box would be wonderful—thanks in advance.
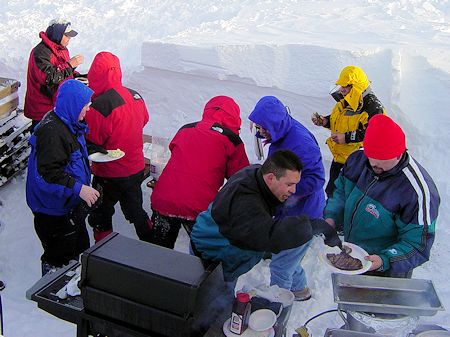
[24,19,84,129]
[85,51,151,243]
[149,96,250,249]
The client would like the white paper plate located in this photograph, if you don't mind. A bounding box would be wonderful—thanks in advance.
[249,309,276,331]
[75,77,89,85]
[321,242,372,275]
[88,149,125,163]
[222,318,275,337]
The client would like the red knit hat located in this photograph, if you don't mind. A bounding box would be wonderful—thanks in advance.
[363,115,406,160]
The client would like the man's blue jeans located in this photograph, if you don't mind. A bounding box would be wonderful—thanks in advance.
[269,239,312,291]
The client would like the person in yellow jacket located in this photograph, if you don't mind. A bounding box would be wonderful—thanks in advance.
[312,65,385,197]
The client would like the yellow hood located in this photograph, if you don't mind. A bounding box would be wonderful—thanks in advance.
[335,66,370,111]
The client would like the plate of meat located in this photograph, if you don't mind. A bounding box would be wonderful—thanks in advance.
[321,242,372,275]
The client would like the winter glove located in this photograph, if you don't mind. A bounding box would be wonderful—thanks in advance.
[69,201,90,226]
[310,218,342,248]
[324,232,343,249]
[86,142,108,155]
[88,183,103,210]
[70,184,103,225]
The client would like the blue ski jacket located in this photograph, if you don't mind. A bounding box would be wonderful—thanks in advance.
[249,96,326,218]
[324,150,440,274]
[26,79,93,216]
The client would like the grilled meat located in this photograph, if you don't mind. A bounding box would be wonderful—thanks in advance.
[326,251,363,271]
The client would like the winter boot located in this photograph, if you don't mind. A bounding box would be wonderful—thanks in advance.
[293,287,312,301]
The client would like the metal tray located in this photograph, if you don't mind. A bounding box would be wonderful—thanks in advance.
[26,261,83,324]
[324,328,385,337]
[332,273,444,316]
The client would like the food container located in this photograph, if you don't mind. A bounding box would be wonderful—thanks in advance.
[332,273,444,316]
[344,311,418,336]
[148,136,170,179]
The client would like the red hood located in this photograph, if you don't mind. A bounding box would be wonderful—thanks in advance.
[88,51,122,98]
[202,96,241,134]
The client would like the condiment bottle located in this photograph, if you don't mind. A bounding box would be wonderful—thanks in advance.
[229,292,251,334]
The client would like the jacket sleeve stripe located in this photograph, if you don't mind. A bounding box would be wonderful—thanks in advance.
[403,159,431,227]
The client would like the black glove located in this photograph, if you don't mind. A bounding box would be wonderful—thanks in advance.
[69,201,90,226]
[70,184,103,225]
[86,142,108,155]
[310,218,342,248]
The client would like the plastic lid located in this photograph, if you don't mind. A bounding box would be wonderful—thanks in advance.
[236,292,250,302]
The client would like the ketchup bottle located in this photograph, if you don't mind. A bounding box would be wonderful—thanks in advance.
[229,292,251,334]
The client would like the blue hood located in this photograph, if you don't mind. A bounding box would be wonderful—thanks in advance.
[248,96,292,142]
[54,79,93,135]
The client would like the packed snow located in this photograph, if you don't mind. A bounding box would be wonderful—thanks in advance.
[1,1,449,336]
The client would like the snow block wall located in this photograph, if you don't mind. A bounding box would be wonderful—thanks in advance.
[140,42,394,100]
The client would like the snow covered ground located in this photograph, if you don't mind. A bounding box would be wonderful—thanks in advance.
[1,1,450,336]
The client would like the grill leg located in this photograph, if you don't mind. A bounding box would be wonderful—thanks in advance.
[77,318,89,337]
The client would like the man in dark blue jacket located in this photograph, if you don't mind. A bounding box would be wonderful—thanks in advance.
[26,79,100,275]
[191,150,338,286]
[249,96,326,301]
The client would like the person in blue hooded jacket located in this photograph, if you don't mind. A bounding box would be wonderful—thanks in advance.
[249,96,326,301]
[26,79,100,275]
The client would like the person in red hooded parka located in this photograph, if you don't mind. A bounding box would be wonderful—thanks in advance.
[149,96,250,249]
[24,19,84,129]
[85,51,151,243]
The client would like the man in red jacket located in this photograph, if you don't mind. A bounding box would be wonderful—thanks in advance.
[149,96,250,249]
[24,19,84,129]
[85,51,151,243]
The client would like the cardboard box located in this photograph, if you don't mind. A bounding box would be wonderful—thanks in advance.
[0,77,20,99]
[0,96,19,119]
[0,77,20,119]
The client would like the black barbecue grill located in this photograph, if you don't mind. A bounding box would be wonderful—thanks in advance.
[28,233,231,337]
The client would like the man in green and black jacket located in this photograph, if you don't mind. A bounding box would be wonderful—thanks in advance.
[324,114,440,278]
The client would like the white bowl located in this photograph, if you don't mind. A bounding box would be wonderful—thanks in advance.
[248,309,277,332]
[275,288,295,307]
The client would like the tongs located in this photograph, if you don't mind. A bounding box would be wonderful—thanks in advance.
[337,241,352,254]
